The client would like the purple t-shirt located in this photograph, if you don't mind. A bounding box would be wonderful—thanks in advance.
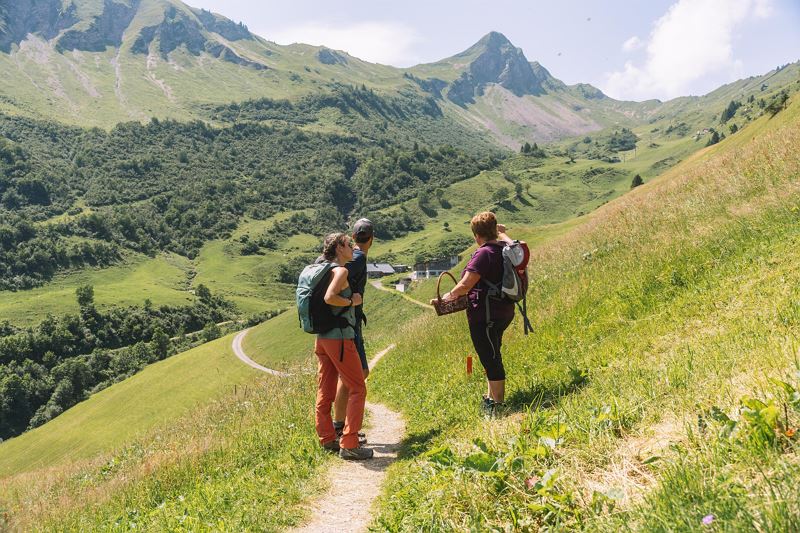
[463,242,515,325]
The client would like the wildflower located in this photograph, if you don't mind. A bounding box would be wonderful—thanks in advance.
[786,428,796,438]
[525,476,540,490]
[702,514,715,525]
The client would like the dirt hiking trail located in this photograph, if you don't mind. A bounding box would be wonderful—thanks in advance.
[370,280,434,310]
[231,332,403,532]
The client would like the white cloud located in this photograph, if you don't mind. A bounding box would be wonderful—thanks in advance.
[622,36,643,52]
[263,21,422,67]
[603,0,773,101]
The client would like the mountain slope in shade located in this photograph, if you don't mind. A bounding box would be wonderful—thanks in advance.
[0,0,79,53]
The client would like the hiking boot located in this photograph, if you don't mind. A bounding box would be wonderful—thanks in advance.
[339,446,374,461]
[491,402,507,418]
[482,396,507,419]
[481,395,495,418]
[322,440,340,453]
[335,424,368,444]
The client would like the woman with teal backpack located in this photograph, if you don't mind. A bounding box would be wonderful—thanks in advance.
[310,232,374,460]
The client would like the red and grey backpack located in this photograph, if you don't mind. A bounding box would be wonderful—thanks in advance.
[485,240,534,334]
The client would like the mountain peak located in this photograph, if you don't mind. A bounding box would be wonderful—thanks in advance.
[446,31,543,105]
[477,31,513,49]
[454,31,515,60]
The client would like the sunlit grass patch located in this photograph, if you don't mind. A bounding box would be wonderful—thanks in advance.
[1,374,327,532]
[366,98,800,530]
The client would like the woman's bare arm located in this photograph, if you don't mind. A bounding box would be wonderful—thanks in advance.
[430,271,481,304]
[450,271,481,298]
[497,223,512,244]
[324,267,361,306]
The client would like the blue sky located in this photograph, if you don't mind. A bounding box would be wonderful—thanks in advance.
[189,0,800,101]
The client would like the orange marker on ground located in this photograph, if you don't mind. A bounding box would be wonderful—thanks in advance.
[467,354,473,375]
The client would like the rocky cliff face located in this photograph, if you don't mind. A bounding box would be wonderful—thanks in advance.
[192,8,251,41]
[57,0,140,52]
[0,0,264,69]
[446,32,544,105]
[131,5,263,68]
[0,0,78,53]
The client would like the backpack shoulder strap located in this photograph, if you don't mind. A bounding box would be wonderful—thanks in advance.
[482,241,506,292]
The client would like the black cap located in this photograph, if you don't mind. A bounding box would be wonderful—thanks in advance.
[352,218,374,241]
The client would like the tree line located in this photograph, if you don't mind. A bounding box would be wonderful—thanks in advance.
[0,284,235,440]
[0,104,497,289]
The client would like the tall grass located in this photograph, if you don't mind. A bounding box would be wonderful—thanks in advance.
[366,99,800,530]
[0,374,325,531]
[0,285,423,531]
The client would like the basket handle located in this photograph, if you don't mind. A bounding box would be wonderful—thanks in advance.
[436,271,458,302]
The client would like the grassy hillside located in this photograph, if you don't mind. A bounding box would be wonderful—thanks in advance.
[0,252,192,326]
[365,96,800,530]
[241,309,311,370]
[0,285,422,530]
[191,217,300,316]
[0,332,254,476]
[0,362,324,532]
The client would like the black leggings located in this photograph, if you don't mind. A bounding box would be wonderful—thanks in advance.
[469,318,512,381]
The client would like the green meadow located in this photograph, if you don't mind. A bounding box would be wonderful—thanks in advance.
[0,252,193,326]
[241,309,312,370]
[0,215,306,327]
[0,332,254,477]
[0,287,422,531]
[367,96,800,530]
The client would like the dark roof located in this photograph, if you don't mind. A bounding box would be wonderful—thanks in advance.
[367,263,395,274]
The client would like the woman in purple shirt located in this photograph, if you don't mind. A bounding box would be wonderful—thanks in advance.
[432,211,515,416]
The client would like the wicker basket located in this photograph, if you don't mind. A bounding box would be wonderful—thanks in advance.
[433,272,468,316]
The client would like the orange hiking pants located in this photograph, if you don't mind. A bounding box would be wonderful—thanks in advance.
[315,338,367,449]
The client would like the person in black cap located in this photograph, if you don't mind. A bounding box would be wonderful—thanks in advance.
[332,218,374,442]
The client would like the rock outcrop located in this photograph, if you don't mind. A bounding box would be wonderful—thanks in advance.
[131,6,265,69]
[446,31,544,105]
[317,48,348,66]
[0,0,77,53]
[57,0,140,53]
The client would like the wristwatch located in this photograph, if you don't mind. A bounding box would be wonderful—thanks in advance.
[347,298,353,307]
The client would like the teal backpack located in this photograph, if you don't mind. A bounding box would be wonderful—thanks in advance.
[296,261,351,334]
